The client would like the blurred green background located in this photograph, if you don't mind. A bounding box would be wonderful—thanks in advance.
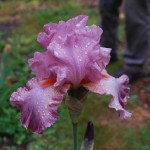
[0,0,150,150]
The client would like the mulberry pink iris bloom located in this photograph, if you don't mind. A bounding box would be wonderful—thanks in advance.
[10,15,131,134]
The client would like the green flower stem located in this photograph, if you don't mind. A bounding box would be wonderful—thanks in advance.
[72,122,78,150]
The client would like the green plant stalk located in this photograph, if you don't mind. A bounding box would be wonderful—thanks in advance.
[72,122,78,150]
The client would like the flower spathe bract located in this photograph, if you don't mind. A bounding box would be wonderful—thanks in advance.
[10,15,131,134]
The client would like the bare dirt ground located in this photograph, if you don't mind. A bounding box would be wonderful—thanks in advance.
[130,77,150,127]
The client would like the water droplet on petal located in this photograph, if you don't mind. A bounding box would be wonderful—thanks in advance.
[76,23,80,27]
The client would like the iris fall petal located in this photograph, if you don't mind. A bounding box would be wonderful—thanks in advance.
[83,71,131,119]
[10,78,69,133]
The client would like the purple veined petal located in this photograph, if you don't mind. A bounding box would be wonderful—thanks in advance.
[10,78,70,134]
[83,71,131,119]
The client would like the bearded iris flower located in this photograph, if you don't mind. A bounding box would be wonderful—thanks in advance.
[10,15,131,134]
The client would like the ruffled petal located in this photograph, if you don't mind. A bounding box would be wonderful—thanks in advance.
[67,15,88,28]
[10,78,69,133]
[47,34,101,87]
[28,51,59,79]
[39,15,88,48]
[54,15,88,39]
[83,72,131,119]
[37,23,58,50]
[43,23,58,34]
[97,47,111,69]
[31,15,112,88]
[37,32,54,50]
[76,25,102,42]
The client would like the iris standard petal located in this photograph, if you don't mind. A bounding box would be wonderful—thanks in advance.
[43,22,58,34]
[37,23,58,50]
[67,15,88,28]
[28,51,61,79]
[10,78,69,133]
[82,71,131,119]
[47,35,100,87]
[32,15,111,87]
[37,32,54,50]
[38,15,88,49]
[28,52,51,79]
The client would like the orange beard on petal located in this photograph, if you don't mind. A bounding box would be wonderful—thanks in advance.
[40,78,57,88]
[40,73,109,88]
[81,73,109,85]
[101,73,109,79]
